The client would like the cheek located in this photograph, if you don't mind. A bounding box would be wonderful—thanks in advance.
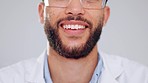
[87,11,103,27]
[46,10,56,25]
[45,8,65,26]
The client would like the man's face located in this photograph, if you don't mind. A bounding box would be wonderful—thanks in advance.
[38,0,110,59]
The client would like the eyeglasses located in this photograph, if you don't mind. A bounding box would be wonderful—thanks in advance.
[45,0,107,10]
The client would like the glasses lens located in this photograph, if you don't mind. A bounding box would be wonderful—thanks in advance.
[47,0,105,9]
[82,0,103,9]
[48,0,69,7]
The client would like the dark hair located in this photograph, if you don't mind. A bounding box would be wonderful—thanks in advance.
[42,0,108,3]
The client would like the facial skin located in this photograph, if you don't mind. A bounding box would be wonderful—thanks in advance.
[38,0,110,59]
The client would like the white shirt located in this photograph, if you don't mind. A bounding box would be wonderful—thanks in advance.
[0,50,148,83]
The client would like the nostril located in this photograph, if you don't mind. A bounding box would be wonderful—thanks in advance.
[67,12,73,15]
[65,9,85,16]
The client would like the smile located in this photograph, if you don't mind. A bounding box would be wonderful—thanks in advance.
[59,20,89,30]
[63,24,85,30]
[58,20,90,36]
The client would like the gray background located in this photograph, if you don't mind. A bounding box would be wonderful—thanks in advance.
[0,0,148,68]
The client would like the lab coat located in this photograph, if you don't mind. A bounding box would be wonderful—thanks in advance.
[0,51,148,83]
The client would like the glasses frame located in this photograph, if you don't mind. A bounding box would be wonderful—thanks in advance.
[44,0,107,10]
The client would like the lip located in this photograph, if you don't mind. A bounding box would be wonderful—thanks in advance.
[59,20,90,36]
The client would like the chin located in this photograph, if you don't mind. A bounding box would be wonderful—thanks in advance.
[62,40,87,48]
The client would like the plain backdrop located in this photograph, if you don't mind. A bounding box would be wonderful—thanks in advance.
[0,0,148,68]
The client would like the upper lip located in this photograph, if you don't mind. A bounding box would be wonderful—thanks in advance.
[59,20,90,28]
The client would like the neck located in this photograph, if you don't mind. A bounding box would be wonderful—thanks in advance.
[47,45,98,83]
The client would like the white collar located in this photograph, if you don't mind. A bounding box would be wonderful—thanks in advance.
[25,50,124,83]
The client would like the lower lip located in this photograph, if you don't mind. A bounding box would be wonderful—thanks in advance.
[61,27,86,36]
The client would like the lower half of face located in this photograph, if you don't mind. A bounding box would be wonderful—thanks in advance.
[44,15,104,59]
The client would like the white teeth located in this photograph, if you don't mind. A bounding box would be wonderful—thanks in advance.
[63,25,85,30]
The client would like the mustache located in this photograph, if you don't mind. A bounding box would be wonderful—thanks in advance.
[57,16,92,28]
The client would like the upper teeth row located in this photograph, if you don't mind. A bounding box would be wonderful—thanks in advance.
[63,25,85,30]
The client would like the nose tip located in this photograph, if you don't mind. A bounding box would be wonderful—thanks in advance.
[65,0,85,16]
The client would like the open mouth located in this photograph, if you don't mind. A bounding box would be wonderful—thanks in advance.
[59,20,89,30]
[63,24,86,30]
[58,20,91,36]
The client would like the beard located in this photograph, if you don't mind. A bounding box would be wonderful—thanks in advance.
[44,16,103,59]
